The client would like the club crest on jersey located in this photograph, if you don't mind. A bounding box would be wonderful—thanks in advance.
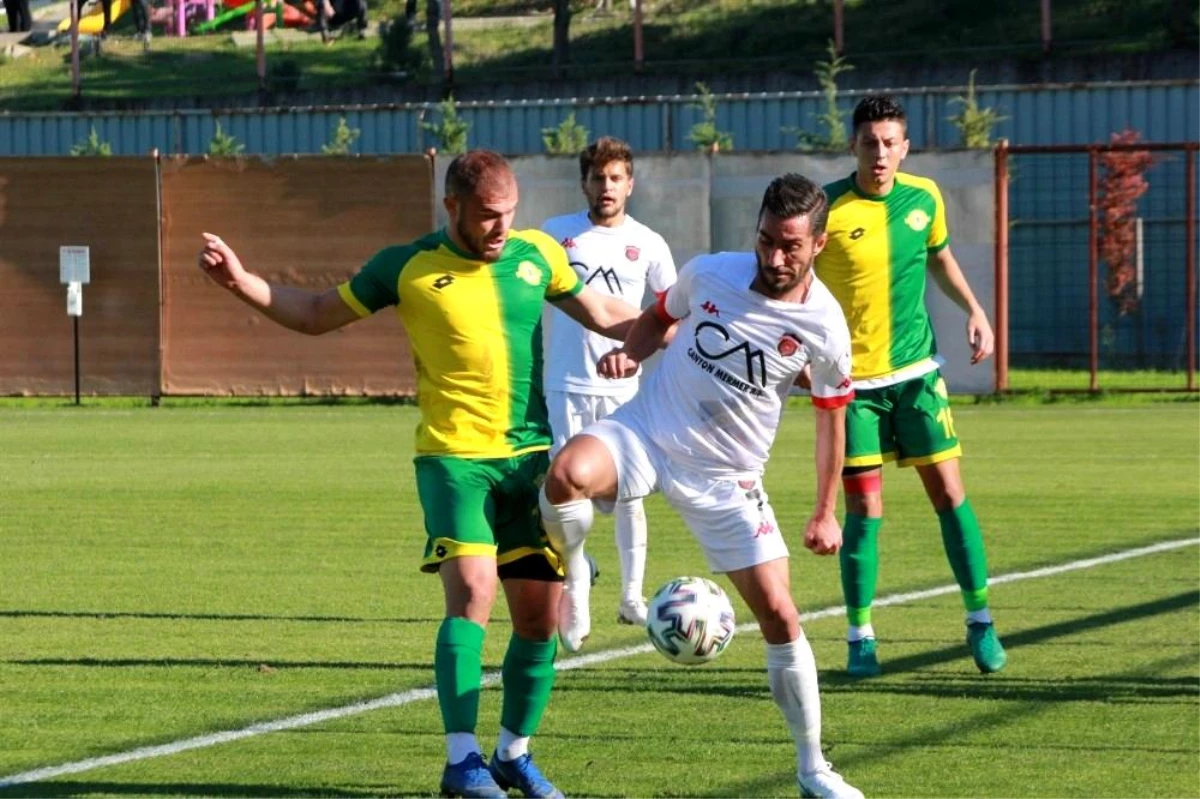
[625,245,640,261]
[905,209,931,231]
[516,261,543,286]
[777,333,802,357]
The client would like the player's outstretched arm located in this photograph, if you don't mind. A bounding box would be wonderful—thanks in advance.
[927,246,994,364]
[198,233,361,336]
[803,404,846,556]
[552,284,641,342]
[597,306,673,379]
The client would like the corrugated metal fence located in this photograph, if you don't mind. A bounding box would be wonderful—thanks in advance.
[0,80,1196,156]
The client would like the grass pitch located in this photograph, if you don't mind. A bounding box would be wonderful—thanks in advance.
[0,401,1196,797]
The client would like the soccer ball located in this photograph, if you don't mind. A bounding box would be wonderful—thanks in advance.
[645,576,737,665]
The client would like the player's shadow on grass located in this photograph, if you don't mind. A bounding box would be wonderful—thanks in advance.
[0,780,396,797]
[821,588,1200,691]
[0,609,439,624]
[1,656,434,672]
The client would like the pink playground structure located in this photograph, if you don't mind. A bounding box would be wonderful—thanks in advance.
[149,0,214,36]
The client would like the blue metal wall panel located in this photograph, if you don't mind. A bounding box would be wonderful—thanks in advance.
[0,81,1195,156]
[0,81,1194,373]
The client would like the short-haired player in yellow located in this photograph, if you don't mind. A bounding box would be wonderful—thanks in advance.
[814,95,1007,678]
[198,150,640,799]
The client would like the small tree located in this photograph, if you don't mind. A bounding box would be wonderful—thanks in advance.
[208,122,245,156]
[685,82,733,152]
[814,39,853,150]
[784,40,853,150]
[1097,130,1153,315]
[322,117,362,155]
[377,15,425,76]
[948,69,1007,148]
[70,126,112,156]
[421,95,470,155]
[542,113,589,155]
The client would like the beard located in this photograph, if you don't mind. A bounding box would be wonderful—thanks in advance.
[589,197,624,221]
[456,216,504,262]
[755,252,815,299]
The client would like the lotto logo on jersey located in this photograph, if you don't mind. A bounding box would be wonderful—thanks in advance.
[906,209,931,231]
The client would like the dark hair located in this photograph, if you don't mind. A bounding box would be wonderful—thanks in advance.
[758,173,829,236]
[579,136,634,182]
[445,149,514,198]
[852,95,908,134]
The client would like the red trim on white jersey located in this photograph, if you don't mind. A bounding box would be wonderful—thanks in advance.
[811,391,855,409]
[653,290,678,325]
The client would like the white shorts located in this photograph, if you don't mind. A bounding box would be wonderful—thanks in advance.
[547,390,636,455]
[582,412,789,574]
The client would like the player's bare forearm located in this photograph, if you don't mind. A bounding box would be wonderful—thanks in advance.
[198,233,358,335]
[555,288,642,341]
[597,308,672,379]
[622,306,672,362]
[812,405,846,520]
[928,247,986,318]
[928,247,995,363]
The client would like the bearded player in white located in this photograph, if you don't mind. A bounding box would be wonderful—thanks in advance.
[541,136,677,642]
[540,173,863,799]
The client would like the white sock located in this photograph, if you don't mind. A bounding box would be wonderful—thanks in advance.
[766,635,825,776]
[495,726,530,762]
[847,623,875,642]
[446,732,480,765]
[538,487,594,568]
[614,497,647,602]
[967,608,993,625]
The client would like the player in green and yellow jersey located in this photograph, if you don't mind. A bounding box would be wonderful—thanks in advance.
[814,96,1007,678]
[198,150,641,799]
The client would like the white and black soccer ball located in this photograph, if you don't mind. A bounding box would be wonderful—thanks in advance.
[645,576,736,665]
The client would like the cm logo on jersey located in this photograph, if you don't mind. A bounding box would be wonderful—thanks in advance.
[693,321,768,387]
[573,261,624,295]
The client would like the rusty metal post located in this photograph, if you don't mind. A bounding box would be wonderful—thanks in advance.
[1186,148,1197,391]
[994,139,1010,392]
[833,0,844,54]
[633,0,644,72]
[1088,146,1099,392]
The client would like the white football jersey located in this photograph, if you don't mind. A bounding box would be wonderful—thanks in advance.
[542,211,677,397]
[621,251,854,478]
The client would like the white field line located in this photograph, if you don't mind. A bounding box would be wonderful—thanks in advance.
[1,535,1196,788]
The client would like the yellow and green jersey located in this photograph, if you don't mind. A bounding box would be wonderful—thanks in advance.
[816,172,950,386]
[338,228,582,458]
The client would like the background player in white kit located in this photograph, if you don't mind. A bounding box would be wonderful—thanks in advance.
[539,174,863,799]
[541,136,677,645]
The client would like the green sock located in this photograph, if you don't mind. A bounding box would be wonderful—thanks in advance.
[499,633,557,737]
[938,498,990,612]
[435,617,485,734]
[840,514,882,627]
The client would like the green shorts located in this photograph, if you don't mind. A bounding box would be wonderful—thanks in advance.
[414,449,563,576]
[845,369,963,469]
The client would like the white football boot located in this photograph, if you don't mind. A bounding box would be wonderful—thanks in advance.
[798,763,864,799]
[616,597,649,626]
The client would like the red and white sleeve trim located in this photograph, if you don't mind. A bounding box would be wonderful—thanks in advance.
[653,290,678,325]
[811,391,855,409]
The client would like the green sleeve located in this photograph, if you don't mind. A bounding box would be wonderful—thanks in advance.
[340,245,417,316]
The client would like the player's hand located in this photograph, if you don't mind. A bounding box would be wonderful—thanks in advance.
[598,348,640,379]
[793,364,813,390]
[198,232,246,291]
[803,512,842,556]
[967,310,994,364]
